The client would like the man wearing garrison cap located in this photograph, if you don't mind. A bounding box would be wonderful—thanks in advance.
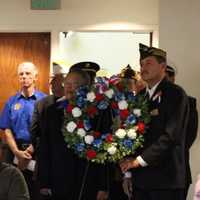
[120,44,190,200]
[165,65,176,83]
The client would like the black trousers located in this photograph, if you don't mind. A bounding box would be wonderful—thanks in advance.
[109,181,128,200]
[132,188,186,200]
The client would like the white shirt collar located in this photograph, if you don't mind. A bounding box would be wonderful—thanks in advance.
[146,80,161,99]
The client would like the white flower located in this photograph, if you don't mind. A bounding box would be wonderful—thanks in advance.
[84,135,94,144]
[133,108,141,117]
[107,145,117,155]
[105,89,114,99]
[127,129,137,139]
[118,100,128,110]
[87,92,96,102]
[72,107,82,118]
[115,129,126,139]
[77,128,86,137]
[66,121,77,133]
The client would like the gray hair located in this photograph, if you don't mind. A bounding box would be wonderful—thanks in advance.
[17,62,38,76]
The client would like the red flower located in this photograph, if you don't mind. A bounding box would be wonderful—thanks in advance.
[77,121,84,128]
[137,122,145,134]
[116,83,123,91]
[111,101,118,109]
[106,134,113,143]
[66,104,73,113]
[120,109,129,119]
[86,149,97,159]
[96,93,104,101]
[87,106,97,117]
[94,131,101,138]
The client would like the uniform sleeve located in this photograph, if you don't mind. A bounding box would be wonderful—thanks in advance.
[186,97,198,148]
[8,167,30,200]
[141,88,190,165]
[37,112,51,189]
[0,101,12,130]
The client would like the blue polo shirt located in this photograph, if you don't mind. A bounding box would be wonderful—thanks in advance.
[0,91,46,142]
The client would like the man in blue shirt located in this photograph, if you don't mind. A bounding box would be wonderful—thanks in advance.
[0,62,46,200]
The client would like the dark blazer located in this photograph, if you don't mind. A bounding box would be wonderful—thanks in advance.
[186,96,198,149]
[37,100,110,200]
[30,95,57,150]
[132,78,190,189]
[185,96,198,186]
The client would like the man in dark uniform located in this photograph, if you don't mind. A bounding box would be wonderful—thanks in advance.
[30,62,102,199]
[165,65,198,198]
[36,68,109,200]
[30,68,66,199]
[31,65,66,151]
[120,44,190,200]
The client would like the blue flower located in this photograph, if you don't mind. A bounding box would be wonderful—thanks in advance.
[114,92,125,101]
[126,114,136,125]
[76,86,89,98]
[101,134,107,139]
[76,143,85,152]
[76,97,86,108]
[93,139,102,148]
[127,92,136,101]
[97,100,109,110]
[123,139,133,149]
[84,119,92,131]
[96,77,108,85]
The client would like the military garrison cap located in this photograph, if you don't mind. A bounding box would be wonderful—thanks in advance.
[119,64,137,80]
[139,43,167,60]
[166,65,175,74]
[166,65,176,78]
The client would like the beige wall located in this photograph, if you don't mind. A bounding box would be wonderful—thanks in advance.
[0,0,159,62]
[0,0,158,30]
[160,0,200,199]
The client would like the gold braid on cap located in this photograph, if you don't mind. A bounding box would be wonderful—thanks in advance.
[82,63,97,73]
[119,65,138,80]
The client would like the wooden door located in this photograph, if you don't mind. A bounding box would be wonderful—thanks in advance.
[0,33,50,112]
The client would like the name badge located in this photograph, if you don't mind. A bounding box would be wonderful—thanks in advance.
[14,103,21,110]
